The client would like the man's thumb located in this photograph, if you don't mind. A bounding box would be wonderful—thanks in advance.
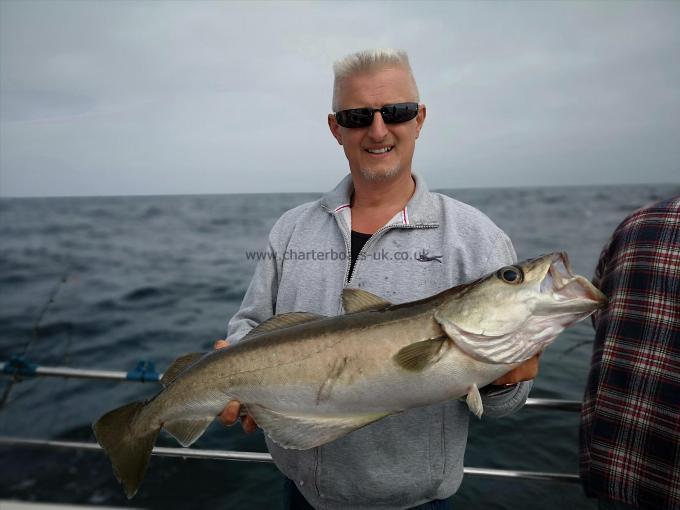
[214,339,230,350]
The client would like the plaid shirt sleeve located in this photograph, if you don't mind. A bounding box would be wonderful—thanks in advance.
[579,196,680,510]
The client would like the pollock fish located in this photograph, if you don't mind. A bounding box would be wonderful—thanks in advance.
[93,252,606,498]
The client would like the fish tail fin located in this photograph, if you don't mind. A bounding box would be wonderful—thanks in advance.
[93,400,160,499]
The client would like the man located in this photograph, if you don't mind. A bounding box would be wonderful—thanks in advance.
[216,49,539,510]
[580,196,680,510]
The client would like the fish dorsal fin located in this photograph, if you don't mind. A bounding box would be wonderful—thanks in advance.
[164,416,214,447]
[246,404,390,450]
[393,337,450,371]
[342,288,392,314]
[161,352,205,386]
[434,311,536,364]
[243,312,324,340]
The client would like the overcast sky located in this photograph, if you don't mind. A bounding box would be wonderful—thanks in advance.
[1,0,679,197]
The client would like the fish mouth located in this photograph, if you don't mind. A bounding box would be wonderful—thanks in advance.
[538,252,607,312]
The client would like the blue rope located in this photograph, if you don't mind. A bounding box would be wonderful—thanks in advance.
[2,355,38,377]
[126,360,161,382]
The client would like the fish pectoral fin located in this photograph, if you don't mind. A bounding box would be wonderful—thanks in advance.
[393,337,450,371]
[163,416,214,447]
[465,384,484,418]
[161,352,206,386]
[247,404,389,450]
[243,312,325,340]
[342,288,392,313]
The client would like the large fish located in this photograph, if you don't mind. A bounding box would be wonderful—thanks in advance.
[94,252,605,498]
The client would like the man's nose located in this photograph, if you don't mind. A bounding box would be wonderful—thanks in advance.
[367,111,389,140]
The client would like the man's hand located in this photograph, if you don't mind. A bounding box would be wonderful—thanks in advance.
[214,339,258,434]
[491,353,540,386]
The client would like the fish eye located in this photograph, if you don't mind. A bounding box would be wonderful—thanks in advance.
[496,266,524,285]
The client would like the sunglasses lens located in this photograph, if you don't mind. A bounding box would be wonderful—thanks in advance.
[382,103,418,124]
[335,108,373,128]
[334,103,418,128]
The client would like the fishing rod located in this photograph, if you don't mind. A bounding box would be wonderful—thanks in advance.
[1,272,71,408]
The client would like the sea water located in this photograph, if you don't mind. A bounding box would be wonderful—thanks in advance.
[1,183,677,509]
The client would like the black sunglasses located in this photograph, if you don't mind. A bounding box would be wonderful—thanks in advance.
[334,102,419,129]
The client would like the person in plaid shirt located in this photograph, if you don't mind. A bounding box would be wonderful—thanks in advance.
[580,196,680,510]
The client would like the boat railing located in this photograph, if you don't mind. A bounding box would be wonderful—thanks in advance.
[0,436,580,484]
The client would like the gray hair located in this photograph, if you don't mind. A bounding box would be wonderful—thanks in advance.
[331,48,420,111]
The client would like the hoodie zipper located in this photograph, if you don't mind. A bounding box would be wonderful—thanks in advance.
[341,223,438,286]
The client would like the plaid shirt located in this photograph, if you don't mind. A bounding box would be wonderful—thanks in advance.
[580,196,680,509]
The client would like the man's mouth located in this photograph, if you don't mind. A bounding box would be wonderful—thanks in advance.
[365,146,394,154]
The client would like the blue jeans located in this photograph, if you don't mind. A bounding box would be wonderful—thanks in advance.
[282,478,453,509]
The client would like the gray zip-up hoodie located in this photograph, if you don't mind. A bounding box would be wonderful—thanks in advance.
[227,173,531,510]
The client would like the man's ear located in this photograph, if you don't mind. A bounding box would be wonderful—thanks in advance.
[415,104,426,139]
[328,114,343,145]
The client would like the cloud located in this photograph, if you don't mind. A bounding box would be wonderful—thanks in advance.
[1,0,679,196]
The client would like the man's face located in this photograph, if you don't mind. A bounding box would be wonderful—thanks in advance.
[328,66,426,182]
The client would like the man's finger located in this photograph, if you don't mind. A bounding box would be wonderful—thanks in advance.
[218,400,241,426]
[213,339,254,432]
[214,339,230,350]
[242,415,258,434]
[492,354,540,385]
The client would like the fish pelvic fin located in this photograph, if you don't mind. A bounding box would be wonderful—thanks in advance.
[247,404,390,450]
[466,384,484,418]
[93,401,160,499]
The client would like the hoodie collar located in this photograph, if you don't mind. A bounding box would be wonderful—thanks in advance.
[320,173,440,227]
